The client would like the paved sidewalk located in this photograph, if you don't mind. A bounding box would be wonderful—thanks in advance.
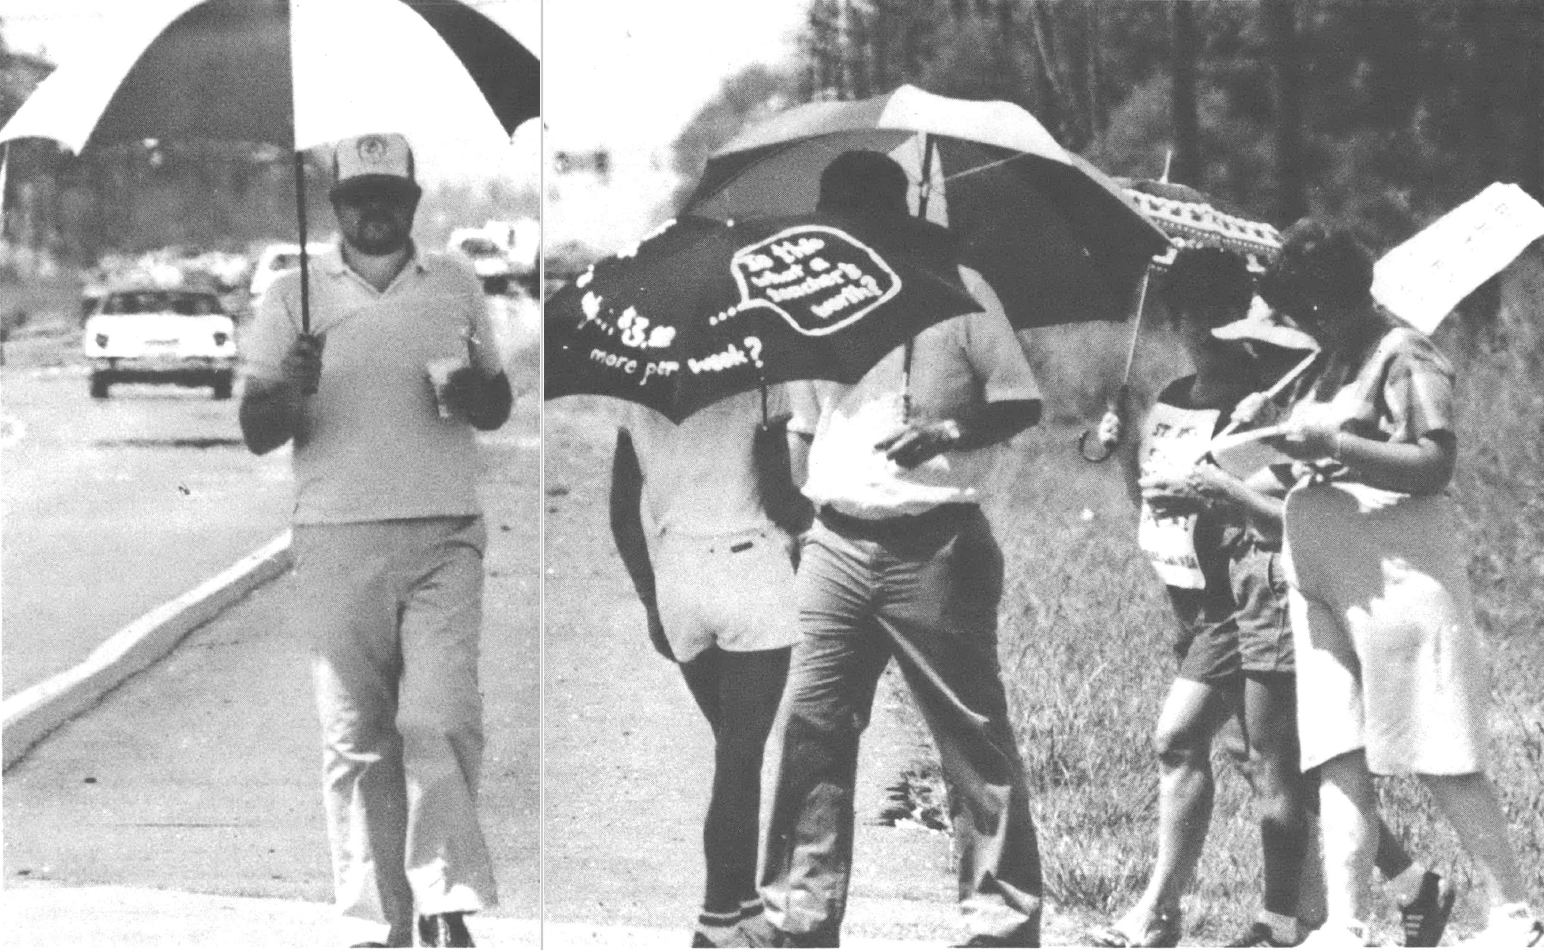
[2,405,540,947]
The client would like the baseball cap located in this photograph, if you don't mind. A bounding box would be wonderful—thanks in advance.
[330,133,421,201]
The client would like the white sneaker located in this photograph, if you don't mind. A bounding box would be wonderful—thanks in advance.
[1463,903,1544,946]
[1299,920,1371,947]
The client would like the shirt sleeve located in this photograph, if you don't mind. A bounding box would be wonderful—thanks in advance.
[786,380,820,436]
[457,268,505,378]
[1381,331,1455,443]
[958,266,1042,405]
[240,274,300,383]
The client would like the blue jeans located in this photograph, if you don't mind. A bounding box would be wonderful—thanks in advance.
[758,506,1042,945]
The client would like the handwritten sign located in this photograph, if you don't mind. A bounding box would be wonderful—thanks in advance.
[1372,183,1544,334]
[726,225,902,336]
[1137,401,1220,590]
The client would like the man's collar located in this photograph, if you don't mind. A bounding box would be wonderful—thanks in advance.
[328,240,428,282]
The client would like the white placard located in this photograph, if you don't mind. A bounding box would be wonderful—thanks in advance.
[1137,401,1221,590]
[1372,182,1544,334]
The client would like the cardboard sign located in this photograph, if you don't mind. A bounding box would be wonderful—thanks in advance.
[728,225,901,336]
[1137,400,1221,590]
[1372,183,1544,334]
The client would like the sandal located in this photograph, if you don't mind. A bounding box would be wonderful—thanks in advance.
[1087,910,1183,948]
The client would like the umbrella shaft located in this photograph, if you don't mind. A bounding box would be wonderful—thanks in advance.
[294,151,311,335]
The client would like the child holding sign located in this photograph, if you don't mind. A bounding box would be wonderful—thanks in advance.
[1092,248,1451,949]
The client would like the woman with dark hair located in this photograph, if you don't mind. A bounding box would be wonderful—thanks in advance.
[1256,220,1542,947]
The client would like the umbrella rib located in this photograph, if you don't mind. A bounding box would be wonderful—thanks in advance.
[941,150,1039,183]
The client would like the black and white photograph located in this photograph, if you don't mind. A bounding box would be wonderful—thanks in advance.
[4,0,1544,947]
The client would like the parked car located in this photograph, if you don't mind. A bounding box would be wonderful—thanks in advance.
[82,289,238,399]
[249,242,329,299]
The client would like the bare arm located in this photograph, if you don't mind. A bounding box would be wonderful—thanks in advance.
[1267,422,1457,494]
[876,398,1042,469]
[607,429,672,660]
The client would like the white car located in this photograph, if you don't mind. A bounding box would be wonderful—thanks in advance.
[83,289,238,399]
[249,242,328,299]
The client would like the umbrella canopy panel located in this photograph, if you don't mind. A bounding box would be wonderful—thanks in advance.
[545,214,982,422]
[0,0,540,154]
[1118,178,1282,273]
[86,0,293,149]
[689,129,1165,330]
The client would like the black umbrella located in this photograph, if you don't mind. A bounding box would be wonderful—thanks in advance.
[544,213,982,423]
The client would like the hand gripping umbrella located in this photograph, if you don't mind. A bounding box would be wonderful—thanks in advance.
[685,85,1169,335]
[544,213,982,423]
[1076,177,1287,461]
[0,0,539,333]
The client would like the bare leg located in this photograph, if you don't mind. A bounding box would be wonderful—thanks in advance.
[1115,677,1236,934]
[1316,750,1378,925]
[1420,772,1528,907]
[1240,673,1311,919]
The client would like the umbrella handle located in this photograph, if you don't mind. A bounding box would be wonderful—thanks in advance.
[1077,427,1117,463]
[1077,385,1129,464]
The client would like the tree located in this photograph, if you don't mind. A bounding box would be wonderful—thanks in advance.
[667,65,798,213]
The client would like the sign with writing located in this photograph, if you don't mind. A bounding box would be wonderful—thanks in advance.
[1137,400,1220,590]
[1372,183,1544,334]
[727,225,902,336]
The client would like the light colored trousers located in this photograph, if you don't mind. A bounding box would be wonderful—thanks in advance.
[759,506,1043,946]
[291,517,497,938]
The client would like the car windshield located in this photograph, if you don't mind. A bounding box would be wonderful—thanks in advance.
[459,238,503,257]
[100,291,223,316]
[269,253,300,270]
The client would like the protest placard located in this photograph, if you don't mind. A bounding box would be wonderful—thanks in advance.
[1372,182,1544,333]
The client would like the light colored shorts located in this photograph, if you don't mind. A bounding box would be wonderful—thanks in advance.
[652,525,800,663]
[1283,483,1488,776]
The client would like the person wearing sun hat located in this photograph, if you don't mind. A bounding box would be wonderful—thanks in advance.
[1250,218,1543,948]
[239,132,515,948]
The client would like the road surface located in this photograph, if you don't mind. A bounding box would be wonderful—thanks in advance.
[1,365,293,697]
[2,396,542,943]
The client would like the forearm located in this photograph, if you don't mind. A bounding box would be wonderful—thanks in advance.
[608,433,657,609]
[954,398,1042,451]
[238,381,302,455]
[1217,479,1284,524]
[1335,431,1455,494]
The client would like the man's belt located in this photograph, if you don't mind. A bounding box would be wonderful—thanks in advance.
[817,503,975,539]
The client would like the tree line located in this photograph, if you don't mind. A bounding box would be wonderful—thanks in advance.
[672,0,1544,252]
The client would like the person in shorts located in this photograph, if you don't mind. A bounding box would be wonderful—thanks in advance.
[1093,248,1452,949]
[609,388,806,947]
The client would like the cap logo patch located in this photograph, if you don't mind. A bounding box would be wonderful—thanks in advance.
[357,135,390,167]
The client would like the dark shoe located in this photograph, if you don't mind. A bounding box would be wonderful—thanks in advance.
[1226,921,1298,947]
[726,915,834,947]
[954,930,1040,948]
[417,912,475,948]
[1400,872,1455,948]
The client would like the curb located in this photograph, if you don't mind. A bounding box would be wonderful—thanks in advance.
[1,530,293,770]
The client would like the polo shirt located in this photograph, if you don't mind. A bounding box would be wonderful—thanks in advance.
[788,267,1041,519]
[242,245,503,525]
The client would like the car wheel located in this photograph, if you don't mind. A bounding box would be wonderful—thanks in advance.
[90,373,111,399]
[211,372,234,400]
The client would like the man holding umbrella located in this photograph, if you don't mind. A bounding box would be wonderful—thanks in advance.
[739,151,1046,949]
[239,132,514,948]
